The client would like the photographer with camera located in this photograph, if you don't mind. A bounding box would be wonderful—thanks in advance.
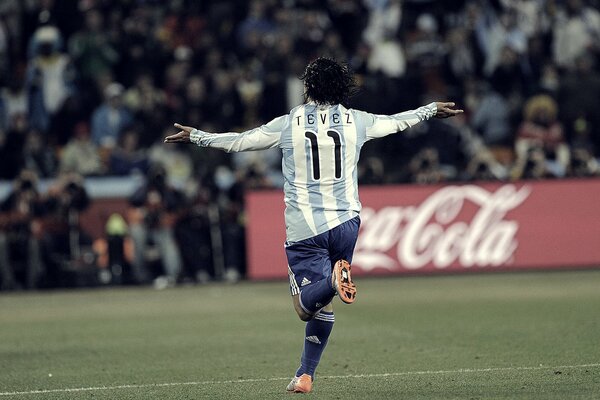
[0,170,45,290]
[514,95,570,179]
[128,164,184,287]
[42,172,92,287]
[407,147,445,184]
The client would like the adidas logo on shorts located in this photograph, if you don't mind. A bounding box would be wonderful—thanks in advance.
[301,277,311,286]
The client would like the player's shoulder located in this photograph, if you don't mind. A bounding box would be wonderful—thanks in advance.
[342,106,367,115]
[289,104,306,115]
[341,106,374,124]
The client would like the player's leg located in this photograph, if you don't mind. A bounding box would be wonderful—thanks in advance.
[287,217,361,393]
[287,300,335,393]
[295,301,335,377]
[286,234,336,393]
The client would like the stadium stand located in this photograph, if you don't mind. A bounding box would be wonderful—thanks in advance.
[0,0,598,289]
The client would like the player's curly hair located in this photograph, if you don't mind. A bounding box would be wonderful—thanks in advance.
[300,57,357,106]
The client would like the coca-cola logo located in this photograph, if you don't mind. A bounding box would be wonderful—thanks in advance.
[354,185,531,271]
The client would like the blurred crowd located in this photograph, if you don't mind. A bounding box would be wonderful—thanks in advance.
[1,0,599,289]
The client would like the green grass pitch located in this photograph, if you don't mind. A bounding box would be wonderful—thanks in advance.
[1,270,599,399]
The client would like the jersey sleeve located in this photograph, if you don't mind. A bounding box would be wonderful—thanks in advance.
[189,115,287,152]
[362,102,437,141]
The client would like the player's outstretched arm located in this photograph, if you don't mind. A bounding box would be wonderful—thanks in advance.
[365,102,464,141]
[165,118,284,152]
[435,102,463,118]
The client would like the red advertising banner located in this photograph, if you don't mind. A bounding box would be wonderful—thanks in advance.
[246,179,600,280]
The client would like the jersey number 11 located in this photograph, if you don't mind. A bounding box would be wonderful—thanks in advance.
[304,130,342,181]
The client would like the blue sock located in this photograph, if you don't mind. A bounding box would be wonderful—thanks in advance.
[299,278,335,314]
[296,311,335,378]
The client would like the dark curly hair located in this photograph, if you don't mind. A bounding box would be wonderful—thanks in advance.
[300,57,357,106]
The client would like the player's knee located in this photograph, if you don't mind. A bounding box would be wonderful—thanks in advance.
[297,309,313,322]
[294,304,313,321]
[292,299,313,321]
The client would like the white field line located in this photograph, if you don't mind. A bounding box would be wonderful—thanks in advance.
[1,363,598,397]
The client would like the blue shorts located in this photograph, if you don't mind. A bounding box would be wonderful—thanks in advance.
[286,217,360,296]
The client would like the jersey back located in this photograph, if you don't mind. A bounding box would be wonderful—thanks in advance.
[280,103,367,242]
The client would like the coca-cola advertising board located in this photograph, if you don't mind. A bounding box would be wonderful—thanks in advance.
[246,179,600,279]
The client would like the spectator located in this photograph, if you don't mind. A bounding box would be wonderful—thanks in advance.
[501,0,547,39]
[23,129,57,178]
[468,80,511,146]
[358,157,385,185]
[286,56,306,110]
[117,4,164,87]
[91,82,133,148]
[477,8,527,76]
[295,9,331,56]
[181,75,207,129]
[512,146,549,180]
[559,55,600,153]
[60,122,103,176]
[128,165,184,287]
[123,73,166,138]
[553,0,600,70]
[124,74,165,115]
[445,27,477,85]
[41,172,91,287]
[569,148,600,177]
[405,13,446,70]
[237,0,276,53]
[174,186,214,283]
[327,0,366,53]
[217,168,252,283]
[109,128,149,176]
[206,70,244,130]
[515,94,570,177]
[367,36,406,79]
[463,153,498,182]
[363,0,402,47]
[25,26,75,134]
[0,170,45,290]
[68,8,119,82]
[489,45,529,100]
[148,129,194,190]
[0,114,28,180]
[363,0,404,79]
[0,80,28,132]
[407,148,445,184]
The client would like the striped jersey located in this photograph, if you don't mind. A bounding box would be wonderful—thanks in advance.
[190,102,437,242]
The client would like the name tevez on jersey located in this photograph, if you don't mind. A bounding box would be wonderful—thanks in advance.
[189,102,437,243]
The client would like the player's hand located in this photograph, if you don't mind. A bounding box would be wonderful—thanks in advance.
[435,102,464,118]
[164,123,195,143]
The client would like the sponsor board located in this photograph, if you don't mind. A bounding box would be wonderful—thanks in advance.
[246,179,600,279]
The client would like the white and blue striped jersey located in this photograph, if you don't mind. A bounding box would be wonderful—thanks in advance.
[190,102,437,242]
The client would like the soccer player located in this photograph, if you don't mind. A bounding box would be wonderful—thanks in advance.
[164,57,463,393]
